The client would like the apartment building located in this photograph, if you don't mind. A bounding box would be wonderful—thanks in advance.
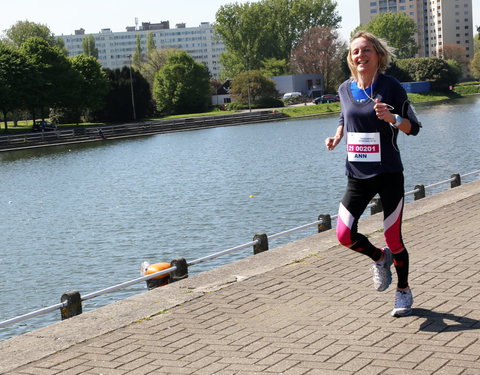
[60,21,225,78]
[359,0,474,60]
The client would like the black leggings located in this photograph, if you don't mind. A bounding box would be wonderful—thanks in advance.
[336,172,406,254]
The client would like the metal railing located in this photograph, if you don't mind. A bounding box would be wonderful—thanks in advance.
[1,169,479,329]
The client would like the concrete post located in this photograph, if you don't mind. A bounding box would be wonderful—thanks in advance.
[370,197,383,215]
[450,173,461,188]
[60,291,82,320]
[253,233,268,254]
[169,258,188,283]
[318,214,332,233]
[414,184,425,200]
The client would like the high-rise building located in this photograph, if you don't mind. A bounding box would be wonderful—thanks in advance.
[60,21,225,78]
[359,0,474,60]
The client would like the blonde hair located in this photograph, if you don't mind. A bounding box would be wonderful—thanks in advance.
[347,30,395,81]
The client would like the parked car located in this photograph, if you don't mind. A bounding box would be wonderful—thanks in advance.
[32,121,57,132]
[313,94,340,104]
[282,92,302,99]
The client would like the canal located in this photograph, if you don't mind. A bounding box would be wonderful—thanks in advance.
[1,96,479,341]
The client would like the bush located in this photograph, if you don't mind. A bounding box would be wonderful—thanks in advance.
[283,96,309,105]
[255,97,284,108]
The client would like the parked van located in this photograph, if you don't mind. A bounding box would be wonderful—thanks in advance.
[282,92,302,99]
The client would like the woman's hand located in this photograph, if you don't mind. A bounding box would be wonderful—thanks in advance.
[374,98,395,123]
[325,135,342,150]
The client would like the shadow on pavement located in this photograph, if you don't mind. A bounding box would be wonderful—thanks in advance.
[413,308,480,332]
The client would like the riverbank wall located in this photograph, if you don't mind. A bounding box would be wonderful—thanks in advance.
[0,111,288,152]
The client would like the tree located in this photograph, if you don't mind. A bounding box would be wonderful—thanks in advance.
[396,58,459,90]
[261,58,289,77]
[471,51,480,79]
[82,35,99,59]
[99,67,152,122]
[19,37,80,122]
[0,44,32,131]
[442,43,469,77]
[357,12,418,58]
[138,48,179,91]
[214,0,341,77]
[58,54,108,123]
[230,70,278,103]
[146,33,156,59]
[3,20,63,49]
[132,34,143,68]
[290,27,346,92]
[153,51,211,114]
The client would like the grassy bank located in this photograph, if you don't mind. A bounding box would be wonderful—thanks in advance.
[2,88,477,135]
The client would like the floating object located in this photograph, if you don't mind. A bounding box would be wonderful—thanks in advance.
[249,195,255,198]
[141,262,171,289]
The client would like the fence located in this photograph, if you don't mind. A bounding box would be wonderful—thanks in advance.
[0,169,478,329]
[0,111,286,150]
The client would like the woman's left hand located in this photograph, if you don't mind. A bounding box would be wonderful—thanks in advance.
[374,99,395,123]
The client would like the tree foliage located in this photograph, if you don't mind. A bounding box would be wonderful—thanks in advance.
[137,48,178,90]
[153,51,211,114]
[229,70,278,104]
[395,58,459,89]
[290,27,346,92]
[99,67,152,122]
[471,51,480,79]
[3,20,63,49]
[214,0,341,78]
[146,33,156,59]
[132,34,143,68]
[0,44,32,131]
[82,35,99,59]
[19,37,80,120]
[356,12,418,58]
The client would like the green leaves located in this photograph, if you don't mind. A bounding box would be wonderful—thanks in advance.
[214,0,341,77]
[357,12,418,59]
[153,51,211,114]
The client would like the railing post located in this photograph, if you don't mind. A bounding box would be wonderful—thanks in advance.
[318,214,332,233]
[450,173,461,188]
[370,197,383,215]
[414,184,425,200]
[60,291,82,320]
[253,233,269,254]
[169,258,188,282]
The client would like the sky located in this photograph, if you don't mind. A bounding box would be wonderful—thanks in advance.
[0,0,478,42]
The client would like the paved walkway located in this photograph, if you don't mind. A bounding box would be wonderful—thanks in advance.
[1,180,479,375]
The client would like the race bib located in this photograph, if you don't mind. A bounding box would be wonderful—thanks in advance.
[347,132,381,162]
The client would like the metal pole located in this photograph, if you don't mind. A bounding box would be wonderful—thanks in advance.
[128,55,137,121]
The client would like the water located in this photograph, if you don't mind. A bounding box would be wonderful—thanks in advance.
[1,96,479,341]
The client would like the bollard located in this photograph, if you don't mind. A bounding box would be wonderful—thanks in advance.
[60,291,82,320]
[370,197,383,215]
[318,214,332,233]
[253,233,269,254]
[450,173,461,188]
[169,258,188,283]
[414,184,425,200]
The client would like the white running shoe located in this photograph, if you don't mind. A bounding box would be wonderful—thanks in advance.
[372,247,393,291]
[391,288,414,317]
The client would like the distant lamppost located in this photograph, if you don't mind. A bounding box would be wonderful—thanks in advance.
[128,55,137,121]
[244,55,252,113]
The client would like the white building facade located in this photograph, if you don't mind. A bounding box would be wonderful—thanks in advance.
[359,0,474,60]
[60,21,225,78]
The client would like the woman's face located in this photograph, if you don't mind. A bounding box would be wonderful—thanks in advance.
[350,37,379,76]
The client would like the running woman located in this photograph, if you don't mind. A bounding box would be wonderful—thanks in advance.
[325,31,421,317]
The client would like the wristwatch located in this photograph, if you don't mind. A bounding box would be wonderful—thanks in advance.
[390,114,403,128]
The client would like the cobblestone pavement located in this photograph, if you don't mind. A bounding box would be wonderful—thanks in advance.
[1,180,479,375]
